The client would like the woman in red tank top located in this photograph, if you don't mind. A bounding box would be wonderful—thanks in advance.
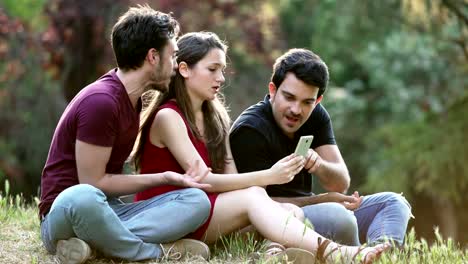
[131,32,388,263]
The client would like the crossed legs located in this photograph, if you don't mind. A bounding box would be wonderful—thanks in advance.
[41,184,210,261]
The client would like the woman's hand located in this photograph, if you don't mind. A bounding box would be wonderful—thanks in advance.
[267,154,305,185]
[163,160,212,190]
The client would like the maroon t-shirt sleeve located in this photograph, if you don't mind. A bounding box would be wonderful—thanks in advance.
[76,93,118,147]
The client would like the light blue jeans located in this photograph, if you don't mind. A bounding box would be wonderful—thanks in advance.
[303,192,412,246]
[40,184,211,261]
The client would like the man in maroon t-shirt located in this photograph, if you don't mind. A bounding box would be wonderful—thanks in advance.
[40,5,212,263]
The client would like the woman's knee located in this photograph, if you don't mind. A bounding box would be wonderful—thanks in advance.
[228,186,270,208]
[280,203,305,221]
[244,186,268,197]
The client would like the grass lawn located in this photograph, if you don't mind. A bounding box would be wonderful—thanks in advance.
[1,192,467,263]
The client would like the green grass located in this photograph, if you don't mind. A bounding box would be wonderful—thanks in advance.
[1,185,467,263]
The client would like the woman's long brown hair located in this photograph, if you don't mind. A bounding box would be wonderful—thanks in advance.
[131,32,230,173]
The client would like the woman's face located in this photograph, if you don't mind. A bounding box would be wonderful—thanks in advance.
[184,48,226,102]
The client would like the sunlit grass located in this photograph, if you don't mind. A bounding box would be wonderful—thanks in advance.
[1,183,467,263]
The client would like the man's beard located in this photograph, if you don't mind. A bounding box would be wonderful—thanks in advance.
[146,82,168,92]
[146,67,171,92]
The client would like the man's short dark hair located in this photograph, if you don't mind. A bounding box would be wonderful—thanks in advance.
[271,48,329,97]
[111,5,179,70]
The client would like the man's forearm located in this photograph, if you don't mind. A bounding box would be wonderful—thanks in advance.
[314,160,350,193]
[271,193,337,207]
[91,173,167,197]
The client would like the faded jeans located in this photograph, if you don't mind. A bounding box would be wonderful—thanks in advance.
[40,184,210,261]
[303,192,412,246]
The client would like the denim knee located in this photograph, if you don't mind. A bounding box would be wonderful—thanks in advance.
[303,203,359,245]
[326,204,358,240]
[178,188,211,221]
[53,184,106,217]
[381,192,412,220]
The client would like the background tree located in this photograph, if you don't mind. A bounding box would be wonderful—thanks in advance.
[0,1,63,198]
[274,0,467,243]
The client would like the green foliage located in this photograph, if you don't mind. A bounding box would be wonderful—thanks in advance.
[0,7,64,196]
[277,0,467,196]
[376,228,468,264]
[1,0,47,30]
[329,27,467,189]
[364,94,468,204]
[0,180,28,223]
[213,232,265,261]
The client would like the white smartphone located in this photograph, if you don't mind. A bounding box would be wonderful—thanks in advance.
[294,135,314,157]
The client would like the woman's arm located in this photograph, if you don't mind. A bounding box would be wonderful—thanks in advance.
[152,109,304,192]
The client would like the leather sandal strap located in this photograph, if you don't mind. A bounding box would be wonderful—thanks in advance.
[351,245,366,262]
[264,241,286,256]
[316,237,334,263]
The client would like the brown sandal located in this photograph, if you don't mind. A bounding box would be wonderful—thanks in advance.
[316,237,340,263]
[265,241,286,255]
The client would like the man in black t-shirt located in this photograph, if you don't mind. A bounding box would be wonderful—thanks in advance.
[230,48,412,246]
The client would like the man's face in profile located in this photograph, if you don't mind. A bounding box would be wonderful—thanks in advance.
[149,38,178,92]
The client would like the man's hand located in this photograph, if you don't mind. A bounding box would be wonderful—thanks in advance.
[304,149,322,174]
[325,191,363,210]
[163,160,212,190]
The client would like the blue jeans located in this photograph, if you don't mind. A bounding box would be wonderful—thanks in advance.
[40,184,210,261]
[302,192,412,246]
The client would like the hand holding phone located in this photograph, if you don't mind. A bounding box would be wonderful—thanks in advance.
[294,135,314,157]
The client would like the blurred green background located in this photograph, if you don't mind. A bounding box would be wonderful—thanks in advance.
[1,0,467,245]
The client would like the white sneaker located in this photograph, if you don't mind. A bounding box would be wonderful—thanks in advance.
[161,238,210,260]
[56,237,92,264]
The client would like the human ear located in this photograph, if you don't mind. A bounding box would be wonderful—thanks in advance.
[268,82,277,98]
[316,95,323,105]
[178,62,190,78]
[148,49,159,64]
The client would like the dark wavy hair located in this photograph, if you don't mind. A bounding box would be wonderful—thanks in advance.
[132,32,230,173]
[111,4,179,70]
[271,48,329,97]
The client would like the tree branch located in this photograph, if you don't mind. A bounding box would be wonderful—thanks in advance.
[441,0,468,26]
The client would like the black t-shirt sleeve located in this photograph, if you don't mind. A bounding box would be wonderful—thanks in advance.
[230,127,275,173]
